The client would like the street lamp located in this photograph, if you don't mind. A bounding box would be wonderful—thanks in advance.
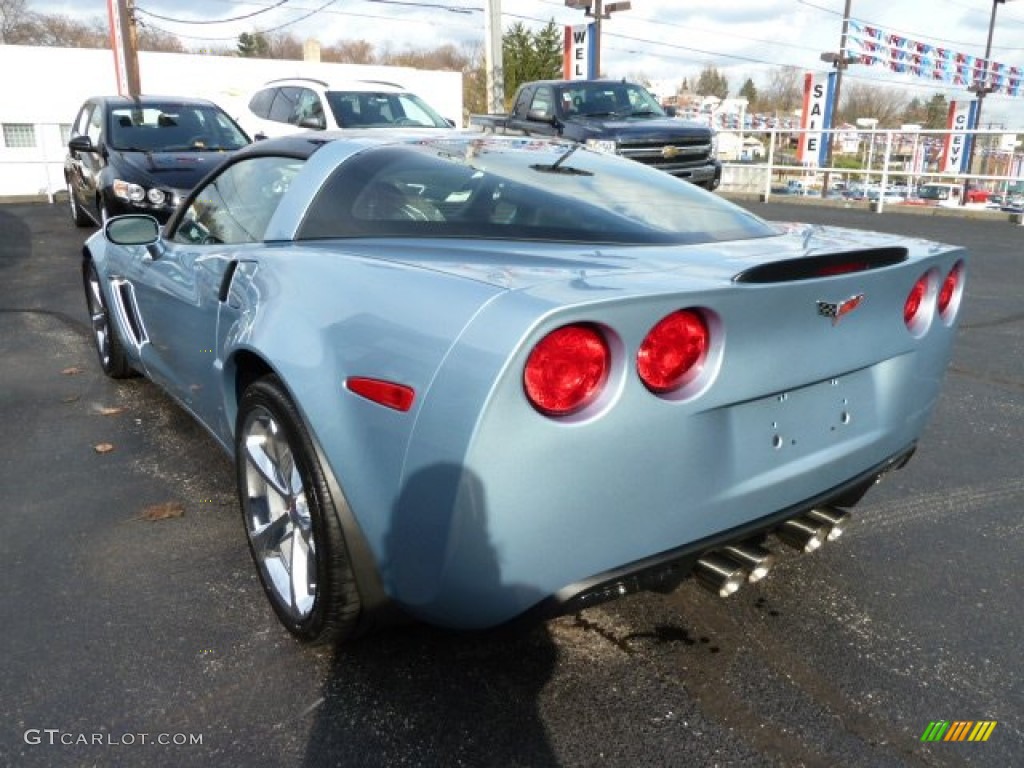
[564,0,631,78]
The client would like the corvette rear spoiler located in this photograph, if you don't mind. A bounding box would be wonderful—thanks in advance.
[733,247,908,284]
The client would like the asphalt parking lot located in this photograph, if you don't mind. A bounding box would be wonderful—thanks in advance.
[1,199,1021,767]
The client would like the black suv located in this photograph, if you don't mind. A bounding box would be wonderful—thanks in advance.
[64,95,250,226]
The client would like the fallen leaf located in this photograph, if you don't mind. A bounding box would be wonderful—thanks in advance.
[139,501,185,522]
[62,366,85,376]
[93,442,115,454]
[96,406,127,416]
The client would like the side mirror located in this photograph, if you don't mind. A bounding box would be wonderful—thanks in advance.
[526,109,556,125]
[663,106,677,118]
[105,215,160,247]
[68,135,96,153]
[298,116,326,130]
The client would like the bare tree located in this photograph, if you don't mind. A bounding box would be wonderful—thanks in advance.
[759,67,802,115]
[136,22,185,53]
[0,0,35,43]
[263,30,302,60]
[839,81,909,127]
[322,39,377,64]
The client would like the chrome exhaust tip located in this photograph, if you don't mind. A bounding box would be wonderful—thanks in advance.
[722,543,775,583]
[776,516,829,553]
[805,506,848,541]
[693,553,748,597]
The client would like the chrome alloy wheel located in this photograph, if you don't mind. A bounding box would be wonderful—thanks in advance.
[85,267,111,369]
[240,405,317,621]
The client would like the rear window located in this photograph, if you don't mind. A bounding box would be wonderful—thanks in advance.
[298,138,774,245]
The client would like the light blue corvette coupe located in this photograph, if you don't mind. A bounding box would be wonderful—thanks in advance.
[81,132,966,644]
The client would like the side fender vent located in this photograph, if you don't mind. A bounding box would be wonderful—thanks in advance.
[733,247,908,284]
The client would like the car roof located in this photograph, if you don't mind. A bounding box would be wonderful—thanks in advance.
[260,78,409,93]
[89,94,222,109]
[531,79,642,88]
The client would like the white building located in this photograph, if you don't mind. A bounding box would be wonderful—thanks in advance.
[0,45,464,199]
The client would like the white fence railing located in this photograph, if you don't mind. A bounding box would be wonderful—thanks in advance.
[717,126,1023,213]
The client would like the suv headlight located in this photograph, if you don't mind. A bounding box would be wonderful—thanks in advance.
[710,130,719,158]
[585,139,617,155]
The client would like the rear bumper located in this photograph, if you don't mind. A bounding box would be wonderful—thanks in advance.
[525,442,915,622]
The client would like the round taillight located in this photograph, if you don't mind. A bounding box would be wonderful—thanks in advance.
[524,324,609,416]
[904,274,929,328]
[938,262,962,316]
[637,310,709,393]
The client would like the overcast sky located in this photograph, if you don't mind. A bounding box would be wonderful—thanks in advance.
[30,0,1024,126]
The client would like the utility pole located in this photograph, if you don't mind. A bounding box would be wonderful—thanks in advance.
[820,0,854,197]
[483,0,504,114]
[564,0,631,79]
[963,0,1007,204]
[108,0,141,97]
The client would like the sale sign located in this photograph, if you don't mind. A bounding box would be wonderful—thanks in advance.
[797,72,836,167]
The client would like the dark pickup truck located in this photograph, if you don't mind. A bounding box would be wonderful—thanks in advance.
[469,79,721,189]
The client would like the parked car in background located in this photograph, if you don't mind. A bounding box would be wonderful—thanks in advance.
[82,132,965,645]
[239,78,455,140]
[469,79,722,189]
[64,95,250,226]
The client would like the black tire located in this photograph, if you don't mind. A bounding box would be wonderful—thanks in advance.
[82,261,134,378]
[68,182,92,228]
[236,375,361,644]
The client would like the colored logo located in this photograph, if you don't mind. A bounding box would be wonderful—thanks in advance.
[920,721,997,742]
[817,294,864,325]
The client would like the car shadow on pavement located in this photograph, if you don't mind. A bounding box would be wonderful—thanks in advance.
[303,464,560,767]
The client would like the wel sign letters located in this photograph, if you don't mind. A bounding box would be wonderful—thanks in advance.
[563,24,595,80]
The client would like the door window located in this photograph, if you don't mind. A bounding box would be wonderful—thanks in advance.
[170,156,305,245]
[268,87,302,124]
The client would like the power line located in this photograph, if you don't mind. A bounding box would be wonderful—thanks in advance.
[135,0,293,25]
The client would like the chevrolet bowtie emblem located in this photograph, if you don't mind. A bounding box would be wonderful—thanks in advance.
[661,145,681,159]
[817,294,864,325]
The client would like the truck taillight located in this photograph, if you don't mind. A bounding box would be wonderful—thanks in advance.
[637,310,709,393]
[524,324,609,416]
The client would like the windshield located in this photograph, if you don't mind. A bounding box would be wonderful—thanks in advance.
[299,137,774,245]
[555,82,666,119]
[325,90,451,128]
[916,184,952,201]
[107,104,249,152]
